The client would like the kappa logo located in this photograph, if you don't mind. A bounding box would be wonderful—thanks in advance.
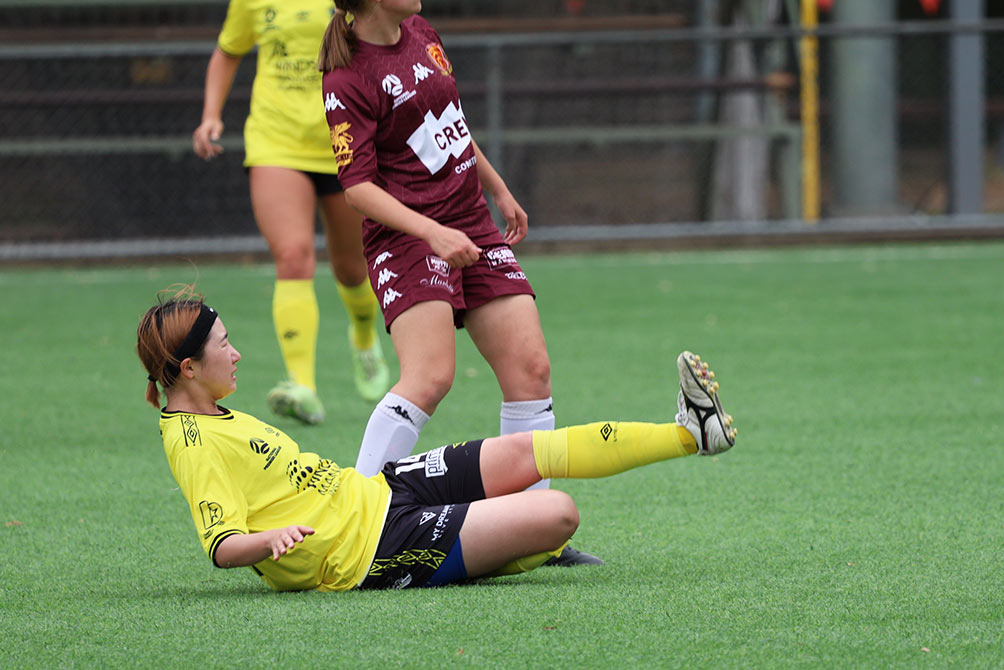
[419,511,437,525]
[382,74,403,96]
[382,287,403,308]
[324,92,346,112]
[413,62,434,84]
[373,251,393,268]
[406,101,472,174]
[376,267,398,289]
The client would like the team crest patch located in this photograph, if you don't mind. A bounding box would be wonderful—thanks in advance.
[329,122,354,167]
[425,43,453,76]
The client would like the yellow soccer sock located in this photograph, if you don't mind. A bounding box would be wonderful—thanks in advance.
[272,279,319,390]
[532,422,698,479]
[486,543,566,577]
[336,280,379,350]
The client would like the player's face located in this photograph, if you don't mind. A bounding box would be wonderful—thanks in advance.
[192,318,241,401]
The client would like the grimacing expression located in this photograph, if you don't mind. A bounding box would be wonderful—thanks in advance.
[190,318,241,400]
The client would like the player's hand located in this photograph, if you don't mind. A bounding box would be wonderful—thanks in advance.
[192,118,225,160]
[267,525,315,561]
[494,191,528,245]
[429,225,482,268]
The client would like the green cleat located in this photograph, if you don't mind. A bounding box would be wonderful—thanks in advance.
[267,381,325,425]
[351,330,390,402]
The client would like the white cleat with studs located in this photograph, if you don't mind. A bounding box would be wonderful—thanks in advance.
[675,351,737,455]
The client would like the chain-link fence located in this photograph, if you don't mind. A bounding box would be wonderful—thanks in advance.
[2,1,1003,260]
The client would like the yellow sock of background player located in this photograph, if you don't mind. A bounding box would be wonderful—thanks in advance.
[532,422,698,479]
[272,279,319,390]
[336,280,379,350]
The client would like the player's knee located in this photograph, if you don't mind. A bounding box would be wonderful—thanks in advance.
[273,246,315,278]
[523,352,551,396]
[406,372,454,411]
[542,490,578,541]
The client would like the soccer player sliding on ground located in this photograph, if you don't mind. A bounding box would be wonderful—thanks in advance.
[137,286,737,591]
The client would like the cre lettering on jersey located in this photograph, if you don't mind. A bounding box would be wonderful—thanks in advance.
[406,101,472,174]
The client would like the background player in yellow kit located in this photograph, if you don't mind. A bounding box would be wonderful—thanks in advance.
[192,0,389,424]
[136,286,737,591]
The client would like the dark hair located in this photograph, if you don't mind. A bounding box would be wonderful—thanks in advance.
[136,284,210,408]
[318,1,365,71]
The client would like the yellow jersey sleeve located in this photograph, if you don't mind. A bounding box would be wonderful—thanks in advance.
[217,0,256,57]
[161,413,249,564]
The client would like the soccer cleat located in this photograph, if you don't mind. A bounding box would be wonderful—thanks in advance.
[542,545,605,567]
[675,351,737,455]
[267,381,325,425]
[351,329,391,402]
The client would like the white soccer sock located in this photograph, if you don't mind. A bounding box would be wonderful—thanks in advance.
[354,392,430,477]
[500,397,555,491]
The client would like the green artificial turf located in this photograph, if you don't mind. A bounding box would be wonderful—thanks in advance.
[1,242,1002,669]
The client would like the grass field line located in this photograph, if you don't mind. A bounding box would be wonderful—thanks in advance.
[0,241,1001,287]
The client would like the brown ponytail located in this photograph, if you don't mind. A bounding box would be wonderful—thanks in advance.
[136,284,207,408]
[318,2,362,71]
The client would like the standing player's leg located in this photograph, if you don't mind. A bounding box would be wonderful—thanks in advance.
[354,300,457,476]
[319,191,389,402]
[249,166,325,424]
[464,293,603,566]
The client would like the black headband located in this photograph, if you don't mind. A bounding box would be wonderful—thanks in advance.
[148,303,219,383]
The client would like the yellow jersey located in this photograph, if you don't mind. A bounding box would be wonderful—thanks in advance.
[217,0,339,172]
[160,407,391,591]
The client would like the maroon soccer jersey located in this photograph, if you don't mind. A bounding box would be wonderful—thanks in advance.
[321,16,492,251]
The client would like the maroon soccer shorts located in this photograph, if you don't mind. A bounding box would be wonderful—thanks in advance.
[366,226,536,331]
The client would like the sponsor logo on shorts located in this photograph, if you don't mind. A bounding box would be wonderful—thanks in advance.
[425,446,448,477]
[382,288,403,308]
[485,246,517,270]
[373,251,393,268]
[419,511,437,525]
[432,504,454,542]
[426,255,449,277]
[393,573,413,589]
[419,275,455,293]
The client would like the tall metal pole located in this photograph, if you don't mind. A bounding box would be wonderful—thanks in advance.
[799,0,821,222]
[948,0,985,215]
[830,0,898,216]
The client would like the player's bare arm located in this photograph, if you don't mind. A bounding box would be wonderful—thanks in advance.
[344,181,482,267]
[471,141,528,245]
[192,48,241,160]
[214,525,316,567]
